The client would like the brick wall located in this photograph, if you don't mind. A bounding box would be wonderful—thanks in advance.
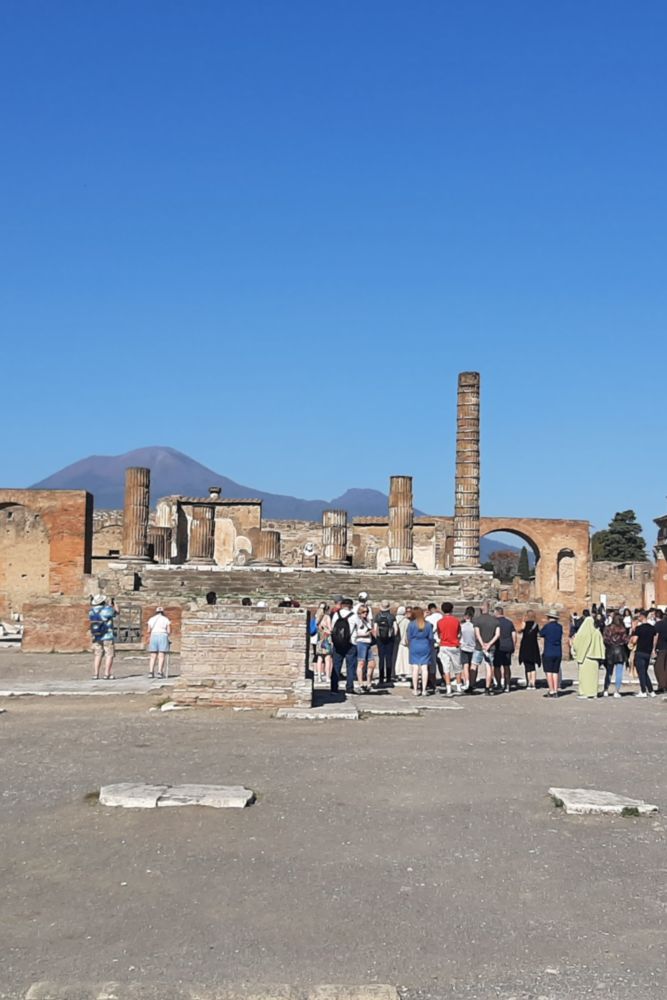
[591,561,654,610]
[174,605,312,709]
[22,599,92,653]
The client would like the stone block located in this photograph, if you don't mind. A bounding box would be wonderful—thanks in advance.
[99,783,169,808]
[549,787,659,816]
[275,705,359,720]
[157,784,254,808]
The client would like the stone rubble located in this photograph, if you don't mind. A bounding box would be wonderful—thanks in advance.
[548,787,659,816]
[99,782,255,809]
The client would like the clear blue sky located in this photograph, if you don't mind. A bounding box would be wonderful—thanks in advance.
[2,1,665,543]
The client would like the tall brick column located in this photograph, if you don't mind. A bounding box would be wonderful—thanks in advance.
[148,526,172,564]
[121,467,151,562]
[188,505,215,564]
[253,530,282,566]
[452,371,481,568]
[321,509,348,566]
[386,475,416,569]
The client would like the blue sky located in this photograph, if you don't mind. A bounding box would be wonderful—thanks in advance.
[2,0,666,543]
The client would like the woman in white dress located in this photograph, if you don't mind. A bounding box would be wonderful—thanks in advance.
[394,605,412,680]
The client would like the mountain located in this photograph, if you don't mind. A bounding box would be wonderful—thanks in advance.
[31,446,422,520]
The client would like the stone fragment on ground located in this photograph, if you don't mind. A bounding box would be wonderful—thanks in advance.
[549,787,659,816]
[99,782,254,809]
[24,983,399,1000]
[275,705,359,720]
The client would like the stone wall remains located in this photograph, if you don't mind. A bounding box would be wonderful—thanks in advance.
[590,561,655,610]
[174,605,312,708]
[92,510,123,559]
[22,599,92,653]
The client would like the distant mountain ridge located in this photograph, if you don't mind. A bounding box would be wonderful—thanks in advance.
[31,445,520,561]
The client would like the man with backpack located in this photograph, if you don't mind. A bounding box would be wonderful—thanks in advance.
[89,594,118,680]
[330,598,361,695]
[374,600,396,686]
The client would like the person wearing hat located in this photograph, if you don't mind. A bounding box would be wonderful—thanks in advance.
[89,594,118,680]
[539,609,563,698]
[146,606,171,679]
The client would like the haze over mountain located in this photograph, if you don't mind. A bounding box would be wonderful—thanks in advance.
[31,445,520,561]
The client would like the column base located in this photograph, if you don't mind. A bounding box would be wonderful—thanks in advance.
[188,558,216,566]
[319,560,350,568]
[384,562,418,571]
[251,560,283,568]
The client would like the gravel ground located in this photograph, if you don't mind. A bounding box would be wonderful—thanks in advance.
[1,681,665,999]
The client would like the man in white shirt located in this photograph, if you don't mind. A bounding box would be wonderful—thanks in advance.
[330,599,361,694]
[146,606,171,679]
[426,602,444,690]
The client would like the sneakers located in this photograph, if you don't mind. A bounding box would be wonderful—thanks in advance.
[603,690,609,698]
[649,691,657,698]
[635,692,648,698]
[613,691,622,698]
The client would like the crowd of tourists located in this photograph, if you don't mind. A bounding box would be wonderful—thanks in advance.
[311,593,667,700]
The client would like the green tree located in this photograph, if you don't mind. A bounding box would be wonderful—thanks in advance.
[591,510,647,562]
[517,545,531,580]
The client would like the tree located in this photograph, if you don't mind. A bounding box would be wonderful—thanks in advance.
[517,545,531,580]
[489,549,519,582]
[591,510,647,562]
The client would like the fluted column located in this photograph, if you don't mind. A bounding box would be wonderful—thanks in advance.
[386,475,416,568]
[253,529,282,566]
[188,505,215,564]
[121,467,151,561]
[148,526,172,564]
[321,509,348,566]
[452,371,481,567]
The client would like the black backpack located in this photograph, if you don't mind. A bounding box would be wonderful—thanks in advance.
[376,613,394,643]
[332,614,352,652]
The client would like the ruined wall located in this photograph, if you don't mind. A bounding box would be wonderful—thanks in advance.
[591,561,655,610]
[92,510,123,559]
[155,497,262,565]
[174,605,312,708]
[263,519,328,566]
[0,490,92,616]
[22,599,92,652]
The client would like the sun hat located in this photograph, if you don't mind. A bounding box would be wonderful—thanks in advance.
[91,594,106,606]
[156,606,164,613]
[397,605,406,615]
[547,608,559,619]
[358,591,369,601]
[257,600,267,608]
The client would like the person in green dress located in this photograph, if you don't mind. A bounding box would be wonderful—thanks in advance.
[572,615,605,698]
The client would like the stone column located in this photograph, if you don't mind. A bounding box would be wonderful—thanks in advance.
[452,371,481,568]
[321,509,348,566]
[188,504,215,564]
[253,529,282,566]
[386,475,416,568]
[147,526,172,564]
[121,467,151,562]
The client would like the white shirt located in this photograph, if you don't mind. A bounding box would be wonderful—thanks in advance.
[332,609,361,644]
[426,611,443,645]
[147,613,170,635]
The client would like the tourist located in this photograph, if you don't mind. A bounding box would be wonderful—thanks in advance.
[653,609,667,693]
[330,599,360,695]
[518,613,541,689]
[146,606,171,679]
[539,609,563,698]
[602,612,628,698]
[315,603,333,684]
[89,594,118,680]
[493,604,517,692]
[473,601,499,695]
[394,606,411,680]
[426,602,444,690]
[436,601,462,696]
[354,591,373,620]
[459,606,478,693]
[630,611,657,698]
[572,613,605,699]
[355,604,376,691]
[374,600,397,686]
[405,606,434,696]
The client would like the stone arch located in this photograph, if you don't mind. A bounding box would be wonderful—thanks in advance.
[480,516,590,609]
[480,526,542,598]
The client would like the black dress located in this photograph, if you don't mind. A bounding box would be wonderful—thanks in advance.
[519,621,541,668]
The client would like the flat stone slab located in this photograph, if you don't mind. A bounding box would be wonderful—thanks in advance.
[275,706,359,720]
[99,782,254,809]
[418,700,464,711]
[358,703,421,717]
[549,787,659,816]
[0,677,174,697]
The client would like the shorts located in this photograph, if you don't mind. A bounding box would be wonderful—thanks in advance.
[493,649,512,668]
[460,649,474,666]
[149,633,170,653]
[439,647,461,673]
[472,650,485,666]
[356,642,374,664]
[92,637,114,648]
[543,655,561,674]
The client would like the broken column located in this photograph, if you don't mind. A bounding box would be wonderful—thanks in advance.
[253,529,282,567]
[321,509,348,566]
[147,526,172,564]
[452,371,481,568]
[188,504,215,564]
[121,467,151,562]
[386,475,416,569]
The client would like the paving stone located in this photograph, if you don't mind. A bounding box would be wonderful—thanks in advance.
[98,783,169,808]
[358,704,421,717]
[548,787,659,816]
[24,985,397,1000]
[418,700,464,711]
[160,701,188,712]
[275,706,359,720]
[157,784,254,808]
[309,987,399,1000]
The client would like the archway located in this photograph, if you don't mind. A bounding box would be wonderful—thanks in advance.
[481,528,541,599]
